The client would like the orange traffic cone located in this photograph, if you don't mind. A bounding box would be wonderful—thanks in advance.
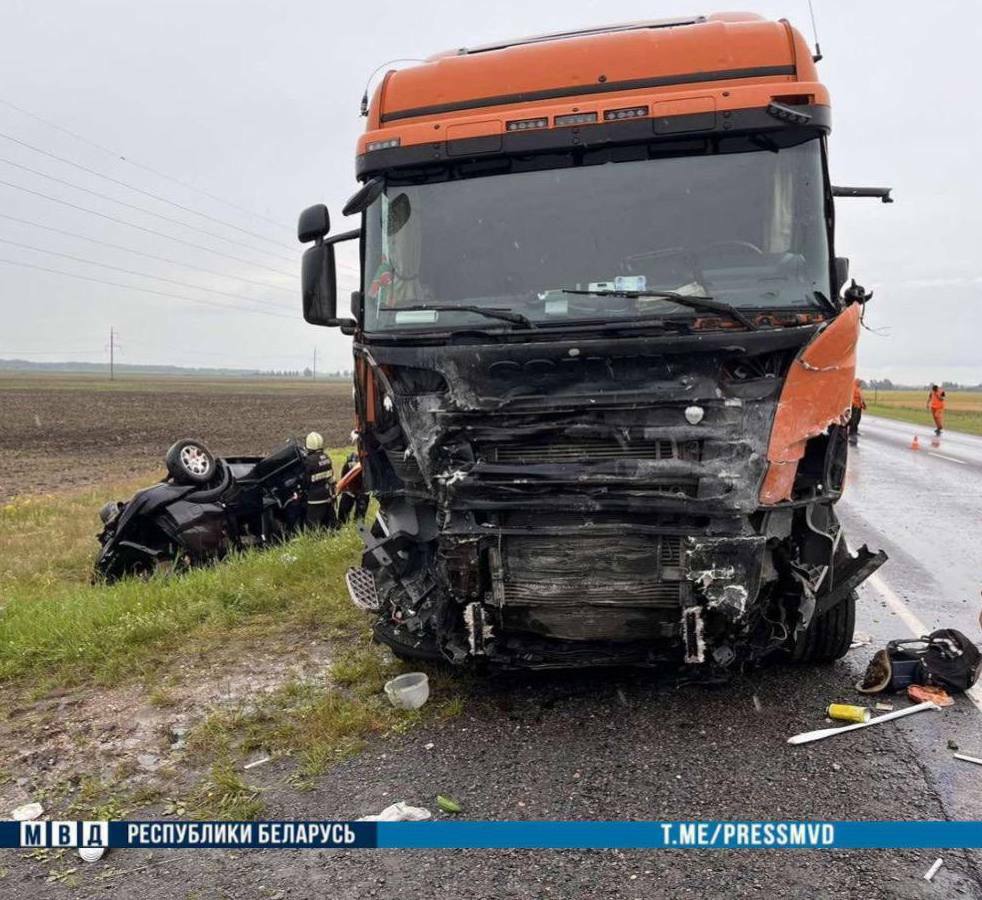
[911,435,921,451]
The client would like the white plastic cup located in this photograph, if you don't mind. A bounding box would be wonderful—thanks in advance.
[384,672,430,710]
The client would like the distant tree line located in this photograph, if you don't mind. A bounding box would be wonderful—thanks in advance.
[860,378,982,392]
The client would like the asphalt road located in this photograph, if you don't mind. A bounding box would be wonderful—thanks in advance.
[8,415,982,899]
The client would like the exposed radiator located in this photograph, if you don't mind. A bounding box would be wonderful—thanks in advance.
[485,437,681,464]
[492,534,683,608]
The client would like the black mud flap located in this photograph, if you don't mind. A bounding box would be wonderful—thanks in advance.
[814,544,887,618]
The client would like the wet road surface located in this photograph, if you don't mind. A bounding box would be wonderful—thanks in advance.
[7,415,982,899]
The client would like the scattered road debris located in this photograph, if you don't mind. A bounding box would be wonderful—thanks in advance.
[849,633,873,650]
[953,753,982,767]
[923,858,943,881]
[856,649,891,693]
[243,755,272,770]
[752,694,763,713]
[788,701,940,745]
[826,703,870,723]
[947,738,959,751]
[384,672,429,710]
[436,795,462,814]
[358,801,431,822]
[79,847,107,863]
[424,742,435,750]
[856,630,981,695]
[11,801,43,821]
[874,702,894,712]
[908,684,953,707]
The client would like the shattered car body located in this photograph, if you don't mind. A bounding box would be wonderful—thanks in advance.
[299,12,888,670]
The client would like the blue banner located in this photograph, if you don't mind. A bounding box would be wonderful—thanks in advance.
[3,820,982,850]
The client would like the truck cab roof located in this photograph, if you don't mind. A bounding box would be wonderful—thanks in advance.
[357,11,827,175]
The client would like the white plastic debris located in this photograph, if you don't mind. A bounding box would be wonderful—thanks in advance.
[788,701,940,745]
[358,801,431,822]
[243,755,272,770]
[924,858,943,881]
[384,672,429,710]
[953,753,982,766]
[79,847,106,863]
[11,802,43,821]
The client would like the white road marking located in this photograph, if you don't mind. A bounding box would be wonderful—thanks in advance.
[865,573,982,713]
[927,452,967,465]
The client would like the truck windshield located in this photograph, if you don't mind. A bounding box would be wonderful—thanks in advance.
[363,138,830,331]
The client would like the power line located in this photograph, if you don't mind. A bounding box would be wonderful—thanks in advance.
[0,210,293,293]
[0,154,296,262]
[0,130,296,252]
[0,96,291,230]
[0,256,297,319]
[0,235,293,310]
[0,177,296,278]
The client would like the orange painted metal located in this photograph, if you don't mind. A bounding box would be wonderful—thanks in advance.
[760,304,863,504]
[360,14,826,154]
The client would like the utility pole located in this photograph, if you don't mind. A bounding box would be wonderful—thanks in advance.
[108,327,121,381]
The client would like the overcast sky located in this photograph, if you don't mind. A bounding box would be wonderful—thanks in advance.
[0,0,978,383]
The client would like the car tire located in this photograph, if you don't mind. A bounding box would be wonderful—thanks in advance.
[792,540,857,663]
[165,439,216,485]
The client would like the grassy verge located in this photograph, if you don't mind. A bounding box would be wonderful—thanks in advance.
[865,390,982,437]
[0,451,358,686]
[0,451,463,819]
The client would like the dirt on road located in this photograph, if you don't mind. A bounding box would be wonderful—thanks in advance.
[0,374,354,500]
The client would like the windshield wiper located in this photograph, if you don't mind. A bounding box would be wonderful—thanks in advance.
[378,304,535,329]
[813,291,839,316]
[559,289,756,331]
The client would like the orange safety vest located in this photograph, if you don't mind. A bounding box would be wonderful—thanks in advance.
[929,388,945,410]
[852,382,865,408]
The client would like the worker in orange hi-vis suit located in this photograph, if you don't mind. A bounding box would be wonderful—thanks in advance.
[849,379,867,440]
[927,384,947,436]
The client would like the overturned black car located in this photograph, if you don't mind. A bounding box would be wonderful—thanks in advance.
[95,434,344,582]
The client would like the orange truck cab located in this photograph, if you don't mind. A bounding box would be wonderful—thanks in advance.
[298,13,889,671]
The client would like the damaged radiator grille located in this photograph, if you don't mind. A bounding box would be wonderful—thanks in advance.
[490,532,685,641]
[502,579,681,607]
[485,437,680,463]
[492,534,684,609]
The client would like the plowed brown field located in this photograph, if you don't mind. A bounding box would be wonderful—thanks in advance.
[0,374,354,500]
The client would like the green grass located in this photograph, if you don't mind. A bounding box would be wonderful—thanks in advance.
[0,449,466,820]
[0,450,358,686]
[866,389,982,436]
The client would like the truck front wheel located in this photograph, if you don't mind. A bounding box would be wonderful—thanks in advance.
[791,541,857,663]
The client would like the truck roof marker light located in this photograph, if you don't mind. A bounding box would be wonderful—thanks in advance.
[554,112,598,127]
[603,106,649,121]
[506,117,548,131]
[766,102,812,126]
[366,137,401,151]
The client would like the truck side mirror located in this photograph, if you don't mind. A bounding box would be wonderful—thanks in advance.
[833,257,849,297]
[301,242,338,325]
[298,204,330,243]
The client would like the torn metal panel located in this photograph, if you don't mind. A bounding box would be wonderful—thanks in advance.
[684,536,766,618]
[761,304,862,504]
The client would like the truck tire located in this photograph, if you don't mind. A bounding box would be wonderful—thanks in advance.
[792,537,857,663]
